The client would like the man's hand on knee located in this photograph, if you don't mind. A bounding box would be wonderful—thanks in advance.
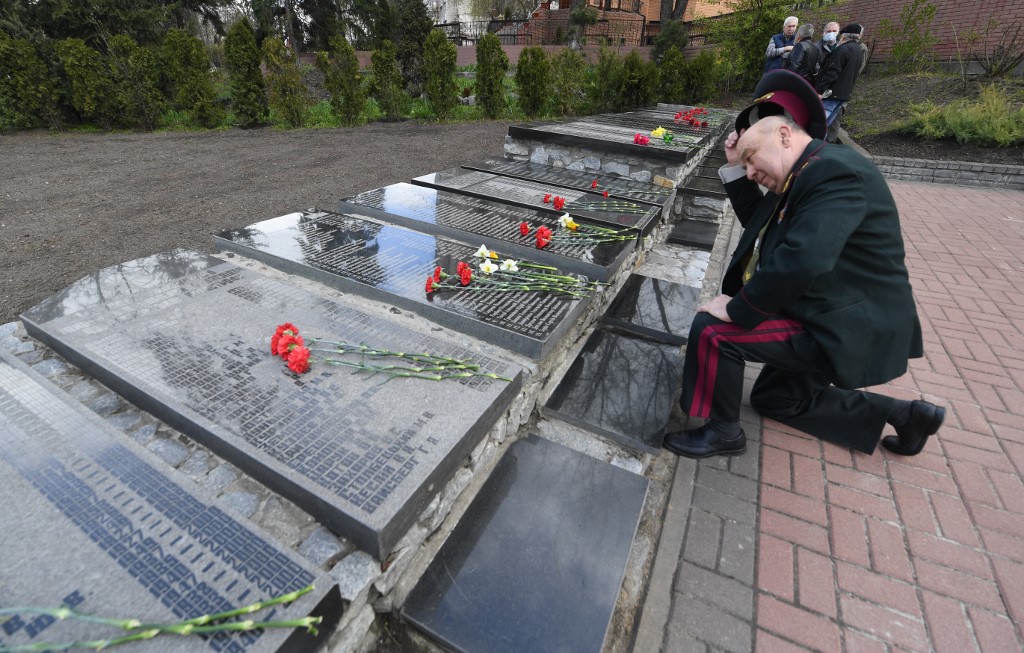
[698,294,733,322]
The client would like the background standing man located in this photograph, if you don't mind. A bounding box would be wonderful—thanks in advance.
[663,70,945,460]
[785,23,818,87]
[814,21,841,77]
[765,16,799,72]
[816,23,866,142]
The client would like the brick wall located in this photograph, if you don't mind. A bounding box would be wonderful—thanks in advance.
[797,0,1024,63]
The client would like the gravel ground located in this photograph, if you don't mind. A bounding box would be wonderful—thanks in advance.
[1,121,511,324]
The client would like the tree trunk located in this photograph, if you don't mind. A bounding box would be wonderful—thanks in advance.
[671,0,688,21]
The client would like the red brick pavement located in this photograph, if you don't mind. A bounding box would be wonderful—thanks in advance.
[754,182,1024,652]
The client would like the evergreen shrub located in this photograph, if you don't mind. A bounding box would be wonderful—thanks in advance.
[514,46,550,118]
[161,29,223,127]
[262,36,308,127]
[682,49,720,103]
[108,35,163,130]
[0,36,61,130]
[586,47,623,114]
[55,38,117,129]
[476,33,508,119]
[902,85,1024,146]
[658,46,688,104]
[316,34,366,127]
[224,18,268,128]
[550,47,587,117]
[423,29,458,119]
[618,50,657,112]
[651,19,688,64]
[369,39,409,120]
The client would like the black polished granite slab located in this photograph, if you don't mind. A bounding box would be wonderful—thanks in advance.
[403,433,648,653]
[411,167,662,236]
[578,109,720,141]
[667,219,719,251]
[461,157,672,206]
[0,348,340,652]
[337,182,634,282]
[20,250,522,558]
[543,330,682,453]
[602,274,701,345]
[215,210,594,359]
[681,174,728,198]
[508,121,695,163]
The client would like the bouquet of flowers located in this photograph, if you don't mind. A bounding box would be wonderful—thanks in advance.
[425,245,603,298]
[518,213,635,248]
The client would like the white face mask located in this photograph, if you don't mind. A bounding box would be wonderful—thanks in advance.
[823,32,837,43]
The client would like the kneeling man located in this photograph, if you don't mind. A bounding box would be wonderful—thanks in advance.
[664,70,944,459]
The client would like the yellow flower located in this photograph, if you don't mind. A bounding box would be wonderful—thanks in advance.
[652,126,667,138]
[479,260,498,275]
[475,244,498,259]
[558,213,579,231]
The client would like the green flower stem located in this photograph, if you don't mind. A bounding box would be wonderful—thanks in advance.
[320,359,514,382]
[307,339,475,369]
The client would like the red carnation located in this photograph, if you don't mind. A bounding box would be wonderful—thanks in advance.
[287,346,311,374]
[457,261,468,274]
[591,180,598,189]
[543,193,552,203]
[701,121,708,127]
[459,267,472,285]
[275,322,299,337]
[535,225,552,248]
[553,196,565,210]
[277,334,304,359]
[519,221,531,236]
[433,266,442,282]
[602,190,609,197]
[425,275,436,293]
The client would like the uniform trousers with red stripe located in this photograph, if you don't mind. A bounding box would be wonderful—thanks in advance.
[680,312,895,453]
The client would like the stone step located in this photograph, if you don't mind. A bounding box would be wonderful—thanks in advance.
[602,274,701,346]
[403,434,649,653]
[667,218,719,250]
[0,347,341,653]
[20,250,522,559]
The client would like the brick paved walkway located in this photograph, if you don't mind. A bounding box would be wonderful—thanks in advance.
[643,181,1024,653]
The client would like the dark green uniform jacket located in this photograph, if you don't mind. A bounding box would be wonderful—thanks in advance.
[722,139,924,389]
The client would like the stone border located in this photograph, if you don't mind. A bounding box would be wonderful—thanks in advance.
[871,156,1024,191]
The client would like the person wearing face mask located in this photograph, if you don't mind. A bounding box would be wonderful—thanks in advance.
[765,16,799,72]
[662,70,943,461]
[815,21,840,76]
[816,23,866,142]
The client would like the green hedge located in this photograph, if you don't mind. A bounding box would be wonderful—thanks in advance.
[225,19,268,128]
[476,33,508,119]
[423,29,458,120]
[317,34,366,127]
[515,47,551,118]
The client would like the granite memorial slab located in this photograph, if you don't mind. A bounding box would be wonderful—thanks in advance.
[0,348,341,653]
[602,274,701,345]
[543,330,682,452]
[579,110,718,140]
[411,167,662,236]
[20,250,522,558]
[461,158,672,207]
[667,219,719,251]
[681,174,728,198]
[403,433,648,653]
[508,121,696,163]
[214,210,596,358]
[337,182,634,281]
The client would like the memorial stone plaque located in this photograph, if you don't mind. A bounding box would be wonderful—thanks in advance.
[403,434,648,653]
[0,349,341,653]
[337,182,634,281]
[462,158,671,206]
[580,112,715,142]
[681,174,728,198]
[602,274,701,345]
[543,330,682,452]
[667,219,719,251]
[214,211,594,359]
[508,122,694,163]
[20,250,522,558]
[412,168,662,236]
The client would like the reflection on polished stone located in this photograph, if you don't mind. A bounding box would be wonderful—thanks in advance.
[403,434,648,653]
[0,348,340,652]
[412,167,662,235]
[603,274,700,345]
[463,158,672,206]
[682,174,727,197]
[21,250,522,558]
[215,210,593,359]
[338,182,634,281]
[667,219,719,250]
[544,330,682,452]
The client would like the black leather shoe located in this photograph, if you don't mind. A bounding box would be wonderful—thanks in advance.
[881,400,945,456]
[663,424,747,458]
